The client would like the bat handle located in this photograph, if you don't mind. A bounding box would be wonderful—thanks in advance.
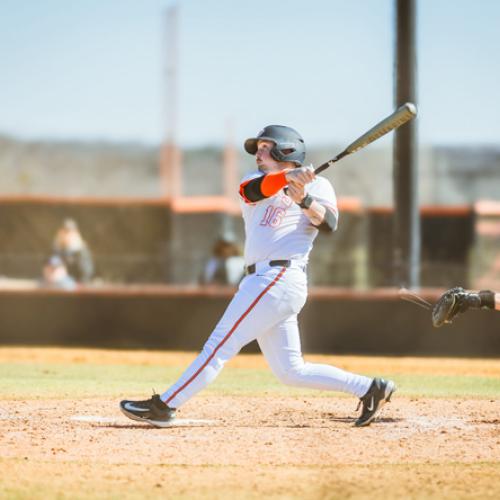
[314,150,349,174]
[314,162,332,175]
[284,150,349,194]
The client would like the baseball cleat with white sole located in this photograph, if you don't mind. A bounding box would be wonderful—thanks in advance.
[354,377,396,427]
[120,394,176,428]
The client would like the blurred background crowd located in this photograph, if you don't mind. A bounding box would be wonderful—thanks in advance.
[0,0,499,292]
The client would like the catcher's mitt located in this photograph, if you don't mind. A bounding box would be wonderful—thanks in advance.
[432,287,481,327]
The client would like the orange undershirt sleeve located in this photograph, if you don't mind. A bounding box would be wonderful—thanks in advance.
[260,171,288,197]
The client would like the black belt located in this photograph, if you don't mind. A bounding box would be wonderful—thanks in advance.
[245,260,291,275]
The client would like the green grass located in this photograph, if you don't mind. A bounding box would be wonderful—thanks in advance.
[0,362,499,399]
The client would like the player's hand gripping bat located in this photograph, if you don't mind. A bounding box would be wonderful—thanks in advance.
[314,102,417,174]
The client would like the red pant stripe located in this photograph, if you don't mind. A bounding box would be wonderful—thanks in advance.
[165,267,287,405]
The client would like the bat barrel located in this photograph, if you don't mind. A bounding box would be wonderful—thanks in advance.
[345,102,417,154]
[311,103,417,175]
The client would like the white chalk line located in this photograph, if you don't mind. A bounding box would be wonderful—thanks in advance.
[0,407,11,420]
[70,415,217,427]
[383,416,473,440]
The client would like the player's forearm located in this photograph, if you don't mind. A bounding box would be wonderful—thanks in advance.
[302,201,337,232]
[495,292,500,311]
[239,171,289,203]
[302,200,326,226]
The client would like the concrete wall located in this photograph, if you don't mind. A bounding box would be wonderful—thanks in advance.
[0,288,498,357]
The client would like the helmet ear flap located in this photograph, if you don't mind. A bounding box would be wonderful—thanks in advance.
[269,145,283,162]
[270,145,296,163]
[271,139,304,166]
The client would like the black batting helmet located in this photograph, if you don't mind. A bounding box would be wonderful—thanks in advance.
[244,125,305,166]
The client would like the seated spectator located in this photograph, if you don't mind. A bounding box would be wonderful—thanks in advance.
[53,218,94,283]
[200,233,244,286]
[40,255,77,290]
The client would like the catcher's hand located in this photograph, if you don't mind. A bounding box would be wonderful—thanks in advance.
[432,287,481,327]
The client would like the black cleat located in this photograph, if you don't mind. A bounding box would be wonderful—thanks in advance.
[354,377,396,427]
[120,394,176,428]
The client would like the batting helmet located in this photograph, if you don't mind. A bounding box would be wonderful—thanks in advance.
[244,125,305,166]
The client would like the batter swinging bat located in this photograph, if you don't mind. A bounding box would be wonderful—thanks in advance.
[314,102,417,174]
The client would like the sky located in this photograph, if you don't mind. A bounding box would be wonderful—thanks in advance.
[0,0,499,148]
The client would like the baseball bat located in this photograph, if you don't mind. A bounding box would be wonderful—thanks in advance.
[314,102,417,174]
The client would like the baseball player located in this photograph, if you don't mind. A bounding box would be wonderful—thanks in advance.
[120,125,396,427]
[432,287,499,327]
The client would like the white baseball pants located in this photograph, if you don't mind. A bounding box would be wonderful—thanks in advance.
[162,262,372,408]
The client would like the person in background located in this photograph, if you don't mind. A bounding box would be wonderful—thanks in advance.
[39,255,76,290]
[200,233,245,286]
[53,218,94,284]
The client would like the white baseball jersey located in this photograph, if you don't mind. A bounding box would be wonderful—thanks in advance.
[239,171,339,266]
[161,169,372,410]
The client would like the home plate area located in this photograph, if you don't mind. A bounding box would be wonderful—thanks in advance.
[71,415,217,427]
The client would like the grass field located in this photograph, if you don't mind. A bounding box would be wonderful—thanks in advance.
[0,347,499,499]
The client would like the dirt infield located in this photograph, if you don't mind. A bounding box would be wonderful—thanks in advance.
[0,349,499,498]
[1,396,499,466]
[1,396,500,498]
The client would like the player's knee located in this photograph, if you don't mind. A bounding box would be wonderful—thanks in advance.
[276,365,306,386]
